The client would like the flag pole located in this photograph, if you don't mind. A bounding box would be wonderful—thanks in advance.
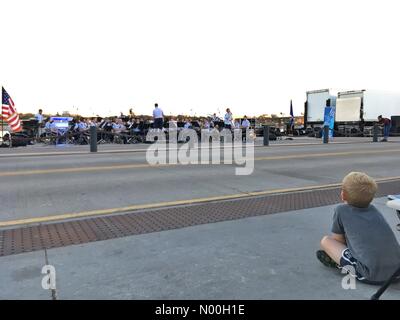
[1,114,3,146]
[1,87,4,145]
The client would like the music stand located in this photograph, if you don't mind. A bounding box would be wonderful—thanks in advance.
[51,117,72,147]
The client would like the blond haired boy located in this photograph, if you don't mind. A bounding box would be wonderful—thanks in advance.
[317,172,400,284]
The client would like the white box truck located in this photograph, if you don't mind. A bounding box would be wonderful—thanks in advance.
[305,89,336,125]
[336,89,400,123]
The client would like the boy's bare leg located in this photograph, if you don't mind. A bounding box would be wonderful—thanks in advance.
[320,235,347,265]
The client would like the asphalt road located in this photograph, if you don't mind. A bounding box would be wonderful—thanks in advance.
[1,197,400,299]
[1,141,400,224]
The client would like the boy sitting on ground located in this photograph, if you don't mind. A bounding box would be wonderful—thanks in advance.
[317,172,400,284]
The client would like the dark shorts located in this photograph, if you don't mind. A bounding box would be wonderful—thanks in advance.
[339,248,366,281]
[340,249,400,285]
[339,249,387,285]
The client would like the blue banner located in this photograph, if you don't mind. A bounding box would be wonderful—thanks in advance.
[323,106,335,139]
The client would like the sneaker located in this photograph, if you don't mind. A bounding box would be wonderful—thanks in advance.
[380,138,388,142]
[316,250,339,268]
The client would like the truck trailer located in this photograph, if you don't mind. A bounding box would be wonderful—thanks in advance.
[305,89,337,126]
[305,89,400,136]
[336,89,400,123]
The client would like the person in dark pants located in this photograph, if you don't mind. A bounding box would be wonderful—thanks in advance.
[378,115,391,142]
[241,115,250,142]
[224,108,233,129]
[153,103,164,130]
[35,109,44,137]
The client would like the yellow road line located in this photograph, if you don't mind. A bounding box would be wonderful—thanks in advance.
[1,176,399,228]
[1,148,400,177]
[0,163,172,177]
[0,139,376,158]
[253,148,400,161]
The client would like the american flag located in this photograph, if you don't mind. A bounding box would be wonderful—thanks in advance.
[2,87,22,132]
[289,99,294,128]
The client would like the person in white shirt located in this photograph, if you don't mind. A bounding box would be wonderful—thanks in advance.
[45,119,56,133]
[241,116,252,142]
[112,119,127,144]
[73,118,89,144]
[241,116,250,129]
[74,119,89,132]
[35,109,44,124]
[112,119,126,133]
[86,118,97,127]
[35,109,44,138]
[184,119,192,129]
[153,103,164,130]
[224,108,233,129]
[234,119,241,129]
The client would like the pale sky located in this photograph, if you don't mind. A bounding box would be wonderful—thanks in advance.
[1,0,400,117]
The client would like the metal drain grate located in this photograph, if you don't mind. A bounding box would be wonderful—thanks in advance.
[1,179,399,257]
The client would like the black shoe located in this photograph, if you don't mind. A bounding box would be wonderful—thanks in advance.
[380,138,388,142]
[316,250,339,268]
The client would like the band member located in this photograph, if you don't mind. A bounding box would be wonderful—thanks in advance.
[211,113,220,123]
[240,116,249,142]
[241,116,250,129]
[35,109,45,138]
[224,108,233,129]
[203,119,211,130]
[74,118,89,131]
[112,118,127,144]
[153,103,164,130]
[184,119,192,129]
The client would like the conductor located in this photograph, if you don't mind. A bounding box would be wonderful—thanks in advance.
[153,103,164,130]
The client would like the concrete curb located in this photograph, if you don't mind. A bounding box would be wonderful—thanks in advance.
[0,140,380,158]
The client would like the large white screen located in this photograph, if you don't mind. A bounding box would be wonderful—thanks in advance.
[335,97,361,122]
[363,90,400,121]
[307,91,329,122]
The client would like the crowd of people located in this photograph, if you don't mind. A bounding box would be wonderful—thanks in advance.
[33,105,255,145]
[25,104,395,146]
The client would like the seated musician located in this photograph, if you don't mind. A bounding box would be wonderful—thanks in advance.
[99,118,107,129]
[126,118,144,143]
[127,118,141,139]
[44,118,57,135]
[184,119,192,129]
[167,118,179,142]
[99,118,113,142]
[132,119,142,133]
[74,118,89,144]
[209,118,215,129]
[126,118,133,129]
[87,118,97,127]
[211,113,220,124]
[168,117,178,128]
[74,118,89,132]
[112,118,127,144]
[203,119,211,130]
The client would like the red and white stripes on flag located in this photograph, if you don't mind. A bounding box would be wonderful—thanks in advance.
[1,87,22,132]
